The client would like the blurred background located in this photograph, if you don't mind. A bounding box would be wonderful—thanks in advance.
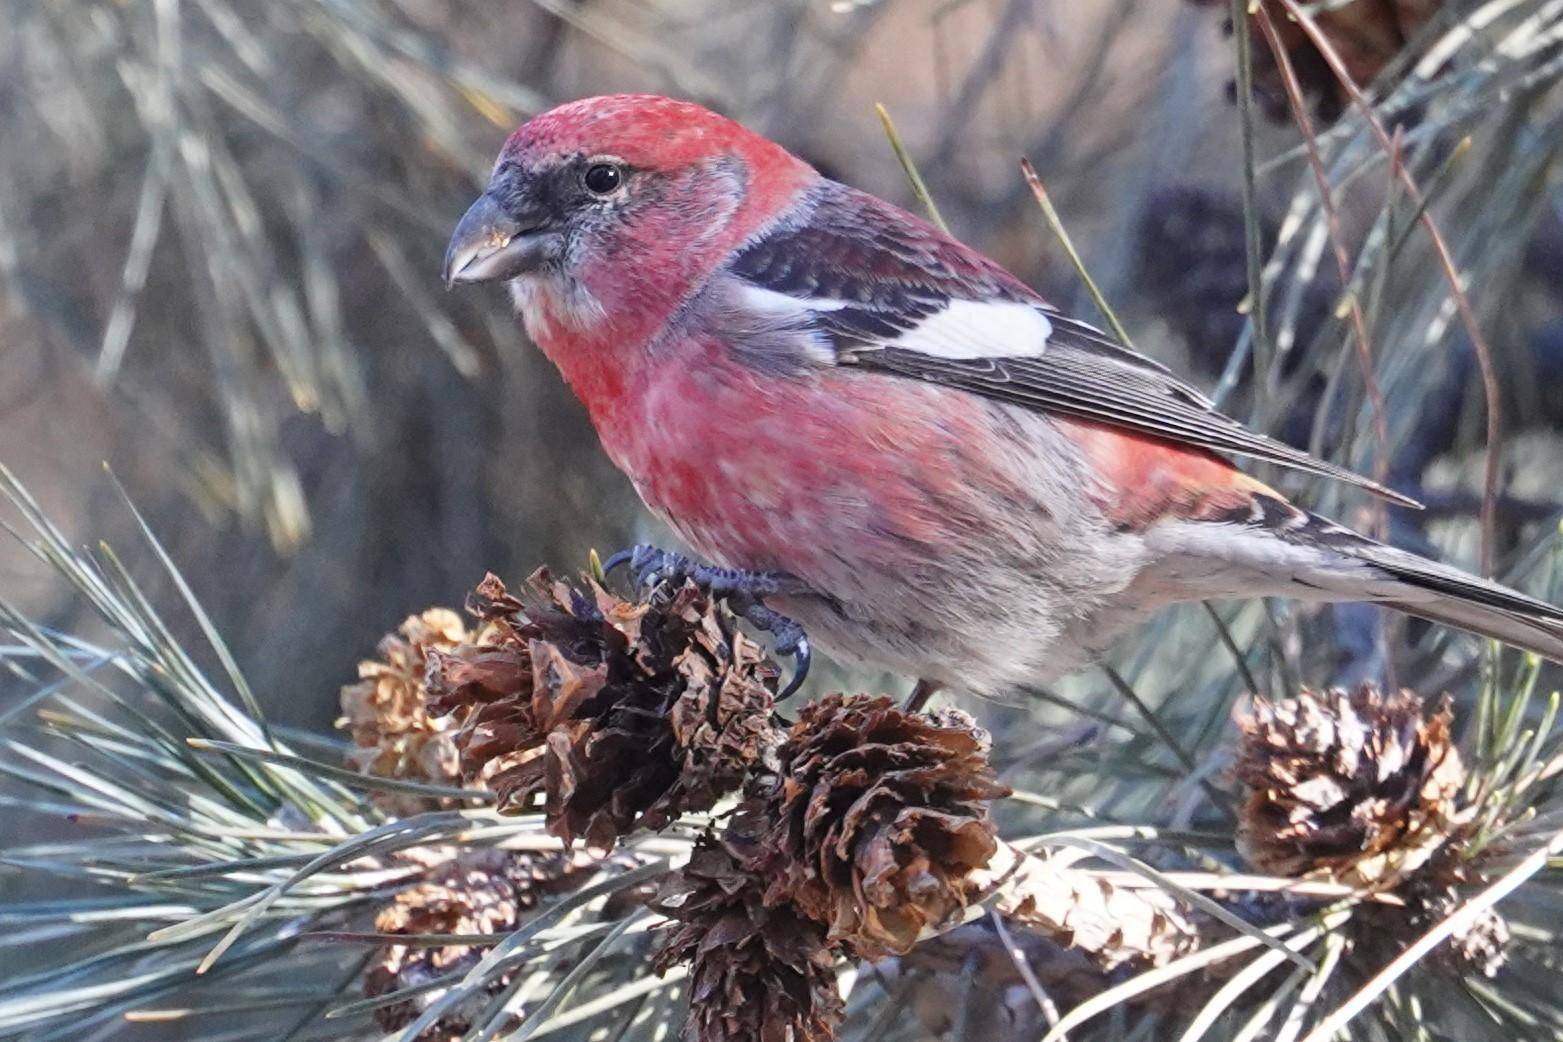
[2,0,1560,734]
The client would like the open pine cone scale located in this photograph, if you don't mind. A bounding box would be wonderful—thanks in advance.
[420,570,778,851]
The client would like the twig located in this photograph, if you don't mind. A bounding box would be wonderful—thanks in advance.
[1020,159,1133,346]
[1274,0,1504,575]
[1230,0,1273,397]
[1101,664,1233,816]
[989,908,1067,1039]
[1201,602,1266,702]
[1252,6,1391,539]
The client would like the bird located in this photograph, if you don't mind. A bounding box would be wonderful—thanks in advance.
[443,93,1563,703]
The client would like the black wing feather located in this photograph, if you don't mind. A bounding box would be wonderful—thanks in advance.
[854,347,1418,506]
[730,181,1419,508]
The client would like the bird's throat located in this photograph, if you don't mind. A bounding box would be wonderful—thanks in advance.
[508,274,643,443]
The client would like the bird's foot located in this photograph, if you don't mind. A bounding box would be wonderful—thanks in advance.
[603,544,812,700]
[904,678,940,713]
[729,601,812,702]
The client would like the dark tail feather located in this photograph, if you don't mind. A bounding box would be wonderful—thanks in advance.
[1348,540,1563,662]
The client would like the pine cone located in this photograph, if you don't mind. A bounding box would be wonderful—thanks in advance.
[1189,0,1442,121]
[651,834,842,1042]
[338,608,473,813]
[764,694,1011,958]
[1439,904,1511,978]
[1136,186,1257,378]
[1235,684,1467,886]
[365,848,595,1041]
[979,841,1201,972]
[1407,877,1512,978]
[890,921,1113,1038]
[425,571,779,850]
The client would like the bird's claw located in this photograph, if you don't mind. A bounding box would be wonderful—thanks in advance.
[733,600,812,701]
[601,544,682,595]
[603,543,811,699]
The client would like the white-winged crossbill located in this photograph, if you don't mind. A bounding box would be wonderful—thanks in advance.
[444,94,1563,698]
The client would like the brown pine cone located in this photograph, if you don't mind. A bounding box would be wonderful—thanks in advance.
[1237,684,1521,978]
[337,608,474,814]
[763,694,1011,958]
[1188,0,1443,121]
[651,833,842,1042]
[888,921,1113,1038]
[425,571,779,850]
[364,848,596,1041]
[1235,684,1466,886]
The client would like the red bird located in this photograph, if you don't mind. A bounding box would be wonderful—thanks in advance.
[445,94,1563,700]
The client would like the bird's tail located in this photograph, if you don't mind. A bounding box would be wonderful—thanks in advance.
[1283,512,1563,662]
[1344,538,1563,662]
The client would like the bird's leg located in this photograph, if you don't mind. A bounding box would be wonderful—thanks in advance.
[904,678,940,713]
[603,544,813,700]
[602,544,792,599]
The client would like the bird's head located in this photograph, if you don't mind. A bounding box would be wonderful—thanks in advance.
[443,95,813,325]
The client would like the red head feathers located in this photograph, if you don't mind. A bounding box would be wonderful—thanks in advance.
[498,94,801,178]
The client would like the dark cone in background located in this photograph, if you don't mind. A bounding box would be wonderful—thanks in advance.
[1133,184,1335,453]
[1136,186,1264,380]
[364,848,596,1041]
[763,694,1011,958]
[652,833,843,1042]
[1188,0,1443,121]
[425,571,778,851]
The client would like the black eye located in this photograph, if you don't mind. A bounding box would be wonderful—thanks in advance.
[583,163,623,195]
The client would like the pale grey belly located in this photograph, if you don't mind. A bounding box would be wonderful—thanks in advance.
[658,399,1159,696]
[768,525,1153,697]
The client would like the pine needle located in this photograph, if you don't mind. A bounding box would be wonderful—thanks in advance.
[875,102,950,234]
[1019,158,1134,347]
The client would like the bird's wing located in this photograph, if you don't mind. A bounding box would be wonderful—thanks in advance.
[725,182,1417,508]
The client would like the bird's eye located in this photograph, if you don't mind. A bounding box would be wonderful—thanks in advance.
[582,163,623,195]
